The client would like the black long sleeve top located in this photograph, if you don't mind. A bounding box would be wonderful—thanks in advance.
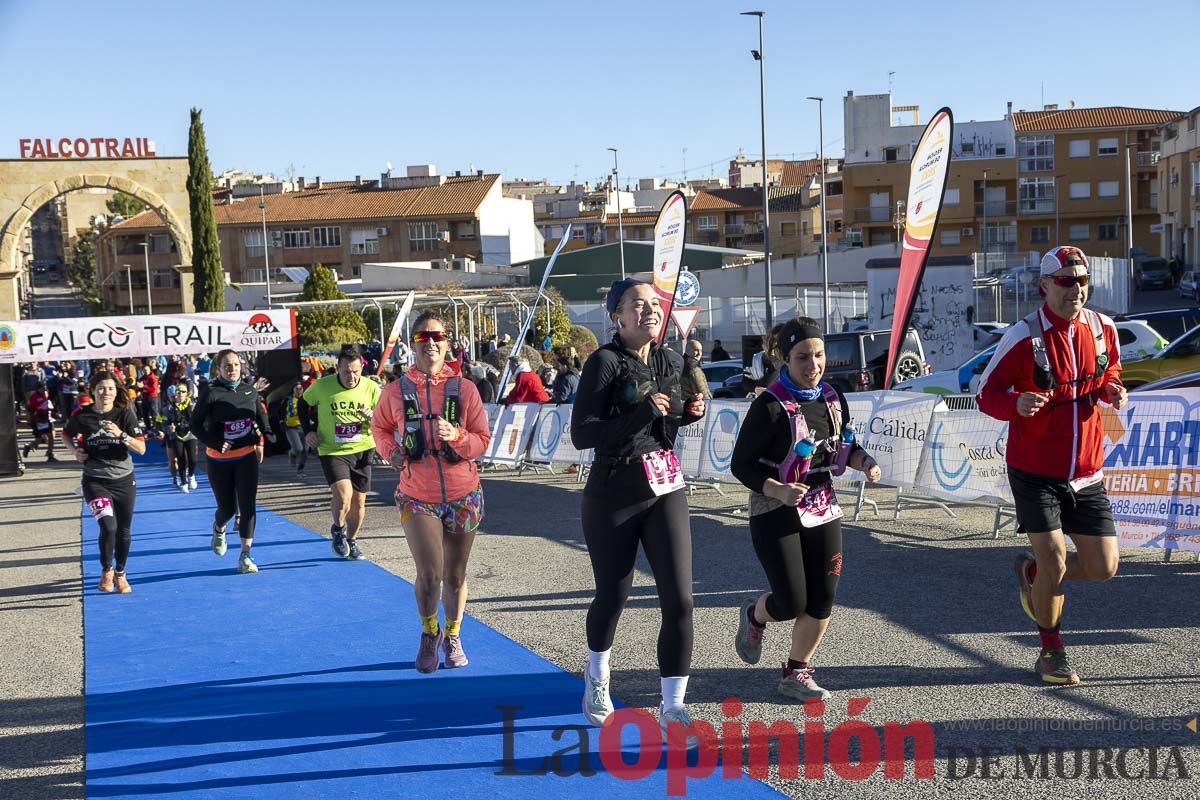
[191,380,272,452]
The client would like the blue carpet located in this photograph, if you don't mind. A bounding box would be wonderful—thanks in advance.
[82,465,784,799]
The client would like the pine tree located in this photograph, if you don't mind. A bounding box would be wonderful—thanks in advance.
[296,264,369,347]
[187,108,224,312]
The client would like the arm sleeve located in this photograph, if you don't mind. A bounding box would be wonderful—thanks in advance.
[371,386,400,462]
[570,351,659,450]
[730,396,777,495]
[448,380,491,459]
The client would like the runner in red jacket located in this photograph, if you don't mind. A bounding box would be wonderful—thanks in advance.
[976,245,1128,686]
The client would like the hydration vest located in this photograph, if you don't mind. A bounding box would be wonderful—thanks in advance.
[285,396,302,428]
[399,373,462,462]
[1025,308,1108,392]
[761,379,843,480]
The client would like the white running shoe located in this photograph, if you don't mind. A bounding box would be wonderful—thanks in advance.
[659,703,700,750]
[188,475,197,490]
[211,522,228,557]
[238,552,258,574]
[181,482,190,494]
[582,670,614,727]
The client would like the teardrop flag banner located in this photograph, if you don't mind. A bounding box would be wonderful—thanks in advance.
[885,108,954,388]
[651,190,688,344]
[376,290,415,377]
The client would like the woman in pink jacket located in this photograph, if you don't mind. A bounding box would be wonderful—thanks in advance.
[373,311,491,673]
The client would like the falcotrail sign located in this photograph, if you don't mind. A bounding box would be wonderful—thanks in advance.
[18,137,157,159]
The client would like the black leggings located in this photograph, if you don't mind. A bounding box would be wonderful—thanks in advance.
[172,438,198,479]
[83,474,136,572]
[206,454,259,540]
[750,504,842,621]
[582,476,693,677]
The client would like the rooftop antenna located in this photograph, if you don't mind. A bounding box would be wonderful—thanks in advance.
[683,147,687,182]
[888,70,895,94]
[573,163,580,183]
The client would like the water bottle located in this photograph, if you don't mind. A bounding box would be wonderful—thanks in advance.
[782,437,817,484]
[831,424,856,477]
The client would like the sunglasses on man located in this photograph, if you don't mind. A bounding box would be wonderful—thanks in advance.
[412,330,449,344]
[1049,274,1089,288]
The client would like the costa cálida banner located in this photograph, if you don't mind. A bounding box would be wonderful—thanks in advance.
[651,190,688,344]
[884,107,954,388]
[0,309,297,363]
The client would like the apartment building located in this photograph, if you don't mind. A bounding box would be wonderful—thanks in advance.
[1157,107,1200,266]
[688,185,829,260]
[97,168,539,313]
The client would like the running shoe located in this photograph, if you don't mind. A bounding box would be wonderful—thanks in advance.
[735,600,765,665]
[347,540,365,561]
[442,635,469,668]
[416,632,443,674]
[238,552,259,574]
[1036,648,1080,685]
[172,474,180,487]
[98,569,115,593]
[582,670,613,726]
[46,453,58,462]
[1014,551,1037,623]
[211,522,228,556]
[181,481,190,494]
[659,704,699,750]
[331,525,350,558]
[188,475,197,490]
[297,467,305,478]
[114,573,132,594]
[21,444,31,459]
[778,665,831,701]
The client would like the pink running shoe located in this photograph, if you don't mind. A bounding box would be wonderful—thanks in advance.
[442,635,469,668]
[416,632,443,674]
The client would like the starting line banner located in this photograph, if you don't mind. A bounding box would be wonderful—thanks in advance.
[481,389,1200,553]
[0,309,298,363]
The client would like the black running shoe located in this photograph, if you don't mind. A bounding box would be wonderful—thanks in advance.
[331,525,350,558]
[347,540,365,561]
[1036,648,1081,686]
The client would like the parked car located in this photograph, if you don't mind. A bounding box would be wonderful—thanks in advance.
[1134,257,1172,290]
[1180,271,1200,302]
[1132,369,1200,392]
[1115,320,1169,362]
[997,267,1039,291]
[822,328,930,393]
[894,344,998,395]
[700,359,746,399]
[1119,307,1200,344]
[1121,323,1200,388]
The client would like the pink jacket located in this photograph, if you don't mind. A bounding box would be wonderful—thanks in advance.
[373,364,491,504]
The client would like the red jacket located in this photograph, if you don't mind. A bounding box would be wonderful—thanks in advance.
[976,305,1122,481]
[505,370,550,404]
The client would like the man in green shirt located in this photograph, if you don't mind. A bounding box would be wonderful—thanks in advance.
[303,345,381,560]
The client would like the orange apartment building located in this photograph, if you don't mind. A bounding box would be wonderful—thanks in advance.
[1157,106,1200,266]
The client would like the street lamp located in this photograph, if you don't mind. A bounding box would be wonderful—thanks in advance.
[742,9,772,326]
[139,239,152,315]
[123,264,133,313]
[981,169,988,269]
[1125,142,1137,308]
[807,95,829,329]
[607,147,625,280]
[260,186,273,308]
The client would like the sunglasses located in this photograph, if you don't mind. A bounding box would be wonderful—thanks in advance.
[412,330,449,344]
[1049,274,1089,288]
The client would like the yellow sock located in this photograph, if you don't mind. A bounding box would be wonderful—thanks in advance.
[421,614,440,635]
[445,618,461,637]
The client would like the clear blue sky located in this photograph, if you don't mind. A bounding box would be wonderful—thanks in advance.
[2,0,1196,187]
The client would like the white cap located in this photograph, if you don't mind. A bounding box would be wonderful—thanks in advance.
[1039,245,1089,276]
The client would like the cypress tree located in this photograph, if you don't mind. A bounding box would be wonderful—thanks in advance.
[187,108,225,311]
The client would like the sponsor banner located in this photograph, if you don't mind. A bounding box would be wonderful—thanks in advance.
[484,403,540,465]
[527,405,585,465]
[0,310,297,363]
[673,411,705,478]
[697,400,744,481]
[913,408,1012,503]
[846,391,940,490]
[1102,390,1200,552]
[652,191,688,344]
[886,107,954,387]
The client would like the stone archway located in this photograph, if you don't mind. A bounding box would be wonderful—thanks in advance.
[0,157,193,319]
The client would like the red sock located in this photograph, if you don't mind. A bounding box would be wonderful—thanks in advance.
[786,659,808,672]
[1037,625,1063,650]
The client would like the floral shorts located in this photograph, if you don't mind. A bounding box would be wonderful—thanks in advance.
[396,487,484,535]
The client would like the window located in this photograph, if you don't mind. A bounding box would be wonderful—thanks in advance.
[1192,162,1200,187]
[1097,138,1119,156]
[1030,226,1050,243]
[408,222,441,252]
[940,229,961,246]
[780,221,797,236]
[349,227,379,255]
[1097,180,1120,198]
[884,147,898,163]
[697,215,717,230]
[995,145,1007,156]
[282,229,311,248]
[943,188,960,206]
[243,230,265,258]
[1098,223,1118,240]
[312,226,341,247]
[455,221,476,239]
[1018,136,1054,172]
[1068,224,1089,241]
[149,233,174,254]
[1068,139,1090,158]
[1069,182,1091,199]
[1018,177,1056,213]
[1117,327,1137,347]
[571,227,585,240]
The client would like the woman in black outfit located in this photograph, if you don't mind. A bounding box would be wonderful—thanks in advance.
[730,317,882,700]
[191,350,273,575]
[164,382,199,493]
[570,279,706,733]
[63,370,147,593]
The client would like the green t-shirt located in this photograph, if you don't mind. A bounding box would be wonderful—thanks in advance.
[302,373,381,456]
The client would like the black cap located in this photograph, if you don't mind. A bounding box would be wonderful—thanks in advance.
[606,279,649,314]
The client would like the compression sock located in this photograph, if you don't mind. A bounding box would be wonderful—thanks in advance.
[1037,625,1064,650]
[444,618,461,637]
[587,648,611,682]
[660,676,689,710]
[421,614,440,636]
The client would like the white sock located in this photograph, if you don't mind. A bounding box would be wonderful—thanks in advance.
[587,648,611,681]
[661,676,688,710]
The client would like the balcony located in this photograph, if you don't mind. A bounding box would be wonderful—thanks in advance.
[1136,151,1161,168]
[1018,199,1056,216]
[974,201,1017,217]
[852,207,892,223]
[695,229,719,244]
